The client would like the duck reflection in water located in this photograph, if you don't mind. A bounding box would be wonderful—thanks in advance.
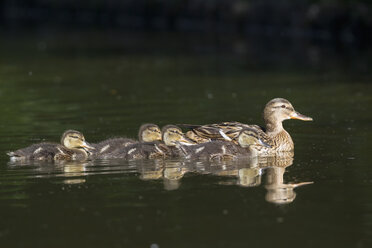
[235,154,313,204]
[60,161,91,185]
[264,165,313,204]
[8,160,91,185]
[136,152,312,204]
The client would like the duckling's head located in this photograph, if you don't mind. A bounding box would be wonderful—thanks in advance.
[138,123,162,142]
[263,98,313,128]
[238,128,271,148]
[162,125,195,146]
[61,130,95,152]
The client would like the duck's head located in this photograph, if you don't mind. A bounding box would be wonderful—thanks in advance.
[162,125,195,146]
[263,98,313,128]
[138,123,162,142]
[238,128,271,148]
[61,130,95,152]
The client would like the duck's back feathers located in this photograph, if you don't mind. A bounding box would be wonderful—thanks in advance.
[181,122,271,146]
[7,142,88,161]
[8,143,57,161]
[92,138,136,158]
[101,141,172,160]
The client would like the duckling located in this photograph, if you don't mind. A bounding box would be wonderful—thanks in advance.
[177,128,271,161]
[162,125,195,146]
[93,123,161,159]
[161,124,196,157]
[102,125,194,160]
[180,98,312,153]
[7,130,94,162]
[138,123,162,142]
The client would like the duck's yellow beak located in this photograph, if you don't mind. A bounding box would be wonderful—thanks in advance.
[290,111,313,121]
[80,141,95,150]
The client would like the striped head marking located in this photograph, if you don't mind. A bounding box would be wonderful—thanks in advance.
[139,124,162,142]
[61,130,94,151]
[162,125,195,146]
[264,98,313,123]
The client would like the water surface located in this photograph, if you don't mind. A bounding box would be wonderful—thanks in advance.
[0,31,371,248]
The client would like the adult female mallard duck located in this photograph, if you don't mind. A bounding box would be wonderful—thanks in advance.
[7,130,94,161]
[177,128,271,161]
[181,98,312,153]
[92,123,161,158]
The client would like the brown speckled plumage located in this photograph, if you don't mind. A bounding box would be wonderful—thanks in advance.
[180,98,312,154]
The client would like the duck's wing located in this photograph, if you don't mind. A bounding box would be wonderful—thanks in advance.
[181,122,249,142]
[242,126,274,148]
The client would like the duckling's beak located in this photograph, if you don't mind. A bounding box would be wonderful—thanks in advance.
[290,111,313,121]
[80,141,95,151]
[155,132,162,140]
[258,139,272,148]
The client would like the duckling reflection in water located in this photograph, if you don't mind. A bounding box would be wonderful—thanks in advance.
[137,159,189,191]
[163,161,188,191]
[138,160,165,180]
[93,123,162,159]
[238,167,263,187]
[177,128,271,161]
[7,130,94,161]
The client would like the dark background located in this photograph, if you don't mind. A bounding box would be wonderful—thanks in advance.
[1,0,371,47]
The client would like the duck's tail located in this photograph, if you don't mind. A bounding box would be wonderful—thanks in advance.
[7,151,22,162]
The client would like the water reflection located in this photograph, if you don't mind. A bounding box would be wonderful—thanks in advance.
[7,152,312,204]
[61,162,88,184]
[136,152,313,204]
[262,156,314,204]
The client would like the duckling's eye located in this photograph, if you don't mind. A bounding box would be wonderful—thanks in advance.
[71,135,79,139]
[281,105,286,108]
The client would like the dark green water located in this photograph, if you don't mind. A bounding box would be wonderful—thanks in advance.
[0,31,371,248]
